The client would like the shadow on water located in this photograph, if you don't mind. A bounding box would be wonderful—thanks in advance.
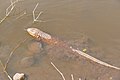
[0,0,120,80]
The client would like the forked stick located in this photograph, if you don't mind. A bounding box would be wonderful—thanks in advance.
[0,0,15,24]
[0,5,15,24]
[0,60,12,80]
[0,0,23,24]
[51,62,66,80]
[4,37,28,70]
[6,0,24,16]
[32,3,45,23]
[6,0,15,16]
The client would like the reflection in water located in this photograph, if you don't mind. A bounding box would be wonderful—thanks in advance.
[0,0,120,80]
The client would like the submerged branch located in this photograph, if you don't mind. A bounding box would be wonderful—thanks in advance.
[71,74,74,80]
[4,37,28,70]
[0,0,23,24]
[32,3,45,23]
[51,62,66,80]
[0,60,12,80]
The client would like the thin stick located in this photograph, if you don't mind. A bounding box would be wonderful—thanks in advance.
[35,11,43,20]
[0,17,7,24]
[4,37,28,70]
[0,5,15,24]
[0,0,23,24]
[6,0,24,16]
[15,11,26,20]
[71,48,120,70]
[51,62,66,80]
[0,0,15,24]
[6,0,16,16]
[32,3,44,23]
[32,3,39,21]
[6,0,24,14]
[0,60,12,80]
[79,78,82,80]
[71,74,74,80]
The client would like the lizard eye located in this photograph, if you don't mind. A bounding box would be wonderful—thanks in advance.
[36,35,40,38]
[34,33,40,38]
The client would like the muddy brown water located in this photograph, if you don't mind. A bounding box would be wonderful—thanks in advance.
[0,0,120,80]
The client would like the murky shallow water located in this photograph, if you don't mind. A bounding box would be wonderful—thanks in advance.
[0,0,120,80]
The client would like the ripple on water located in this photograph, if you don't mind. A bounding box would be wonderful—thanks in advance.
[20,56,35,68]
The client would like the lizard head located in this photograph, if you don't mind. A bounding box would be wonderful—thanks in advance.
[27,28,51,39]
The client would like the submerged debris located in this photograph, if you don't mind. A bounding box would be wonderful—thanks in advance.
[27,41,43,55]
[13,73,26,80]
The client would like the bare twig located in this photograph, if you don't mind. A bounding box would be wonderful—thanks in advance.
[6,1,16,17]
[0,60,12,80]
[6,0,24,15]
[0,17,7,24]
[32,3,38,21]
[32,3,45,23]
[7,0,24,16]
[15,11,26,20]
[4,37,28,70]
[72,48,120,70]
[71,74,74,80]
[35,11,43,20]
[79,78,82,80]
[0,0,23,24]
[51,62,81,80]
[51,62,66,80]
[0,0,15,24]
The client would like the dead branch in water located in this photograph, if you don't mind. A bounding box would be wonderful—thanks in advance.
[51,62,82,80]
[4,37,28,70]
[79,78,82,80]
[0,0,23,24]
[32,3,45,23]
[71,74,82,80]
[15,10,26,20]
[0,60,12,80]
[71,48,120,70]
[71,74,74,80]
[51,62,66,80]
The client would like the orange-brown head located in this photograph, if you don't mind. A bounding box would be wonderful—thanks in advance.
[27,28,51,39]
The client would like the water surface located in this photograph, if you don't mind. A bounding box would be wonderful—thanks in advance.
[0,0,120,80]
